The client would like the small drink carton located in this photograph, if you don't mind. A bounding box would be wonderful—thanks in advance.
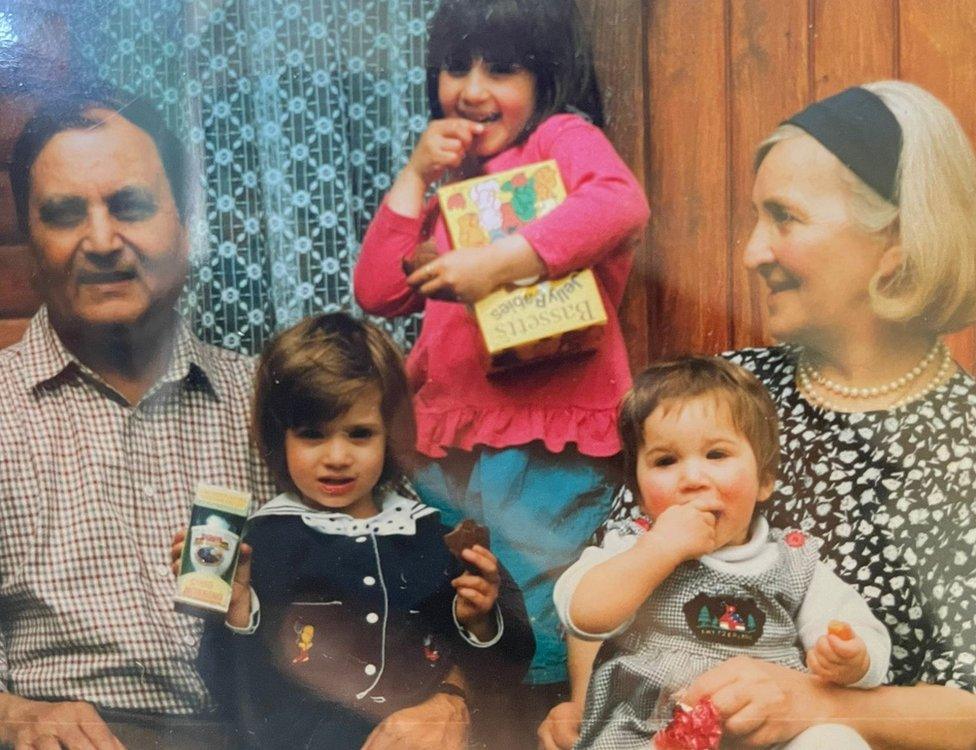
[437,160,607,371]
[175,483,251,617]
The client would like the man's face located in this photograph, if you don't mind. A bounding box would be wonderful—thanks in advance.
[27,108,188,331]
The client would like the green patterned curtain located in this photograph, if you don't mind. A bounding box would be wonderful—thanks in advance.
[67,0,435,353]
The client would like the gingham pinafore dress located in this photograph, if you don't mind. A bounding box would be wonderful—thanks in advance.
[576,529,818,750]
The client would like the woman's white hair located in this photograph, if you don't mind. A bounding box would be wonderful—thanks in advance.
[756,80,976,334]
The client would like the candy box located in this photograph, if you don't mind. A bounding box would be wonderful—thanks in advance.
[437,160,607,371]
[174,483,251,617]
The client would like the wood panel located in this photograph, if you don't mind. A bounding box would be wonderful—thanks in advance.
[728,0,810,349]
[646,0,730,359]
[899,0,976,371]
[579,0,649,371]
[0,96,35,166]
[812,0,898,98]
[0,171,24,245]
[0,244,38,316]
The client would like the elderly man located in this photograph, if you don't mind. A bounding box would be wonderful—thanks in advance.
[0,90,273,748]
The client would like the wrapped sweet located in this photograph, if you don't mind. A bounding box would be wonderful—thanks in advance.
[654,698,722,750]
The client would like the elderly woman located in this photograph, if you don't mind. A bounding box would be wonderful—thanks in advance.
[538,80,976,750]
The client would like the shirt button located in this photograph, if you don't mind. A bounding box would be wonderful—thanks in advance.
[183,634,196,646]
[364,664,377,676]
[143,485,156,498]
[363,576,376,586]
[366,613,379,624]
[156,564,170,578]
[355,536,367,543]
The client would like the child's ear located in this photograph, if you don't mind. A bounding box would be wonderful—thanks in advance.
[757,474,776,503]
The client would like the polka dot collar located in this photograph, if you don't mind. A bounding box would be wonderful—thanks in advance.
[251,489,438,537]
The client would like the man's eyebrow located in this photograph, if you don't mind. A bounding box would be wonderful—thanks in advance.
[108,186,158,206]
[37,195,87,223]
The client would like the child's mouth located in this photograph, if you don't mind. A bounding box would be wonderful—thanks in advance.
[317,477,356,495]
[464,112,501,124]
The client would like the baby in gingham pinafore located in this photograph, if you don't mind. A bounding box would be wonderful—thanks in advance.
[554,357,892,749]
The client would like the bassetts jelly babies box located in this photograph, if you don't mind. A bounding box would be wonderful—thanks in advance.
[175,483,251,616]
[437,160,607,371]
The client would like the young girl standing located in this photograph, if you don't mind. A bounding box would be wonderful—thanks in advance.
[179,313,533,749]
[353,0,649,713]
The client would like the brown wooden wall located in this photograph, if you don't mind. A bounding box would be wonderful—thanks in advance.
[0,9,66,349]
[585,0,976,373]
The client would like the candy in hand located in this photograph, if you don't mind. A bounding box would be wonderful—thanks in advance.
[827,620,854,640]
[654,698,722,750]
[401,240,440,276]
[443,519,491,563]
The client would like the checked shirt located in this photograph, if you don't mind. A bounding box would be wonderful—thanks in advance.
[0,308,273,714]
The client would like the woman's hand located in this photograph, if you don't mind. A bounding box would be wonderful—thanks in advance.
[170,527,253,629]
[407,118,483,186]
[452,544,500,642]
[683,656,834,746]
[646,498,723,563]
[537,700,583,750]
[360,692,469,750]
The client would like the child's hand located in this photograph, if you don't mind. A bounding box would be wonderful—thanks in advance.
[451,545,500,642]
[645,498,722,563]
[805,623,870,685]
[170,527,254,629]
[407,118,484,185]
[406,245,496,303]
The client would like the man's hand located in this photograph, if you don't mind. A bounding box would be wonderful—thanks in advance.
[170,527,253,629]
[537,700,583,750]
[360,692,469,750]
[452,545,501,642]
[0,695,125,750]
[806,628,870,686]
[683,656,835,747]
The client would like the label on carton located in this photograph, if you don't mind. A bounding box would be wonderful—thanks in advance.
[474,270,607,352]
[436,160,607,370]
[175,483,251,616]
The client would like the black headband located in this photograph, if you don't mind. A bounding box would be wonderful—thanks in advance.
[784,86,902,204]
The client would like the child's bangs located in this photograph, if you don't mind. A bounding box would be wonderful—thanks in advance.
[278,375,374,433]
[428,2,541,73]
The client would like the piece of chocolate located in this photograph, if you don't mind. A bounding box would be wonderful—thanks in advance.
[401,240,440,277]
[443,519,490,562]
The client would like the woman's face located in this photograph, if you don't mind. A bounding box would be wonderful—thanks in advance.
[743,134,895,347]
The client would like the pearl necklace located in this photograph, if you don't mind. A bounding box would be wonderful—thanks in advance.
[796,341,953,412]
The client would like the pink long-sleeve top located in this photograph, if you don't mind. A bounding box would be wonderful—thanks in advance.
[355,114,650,459]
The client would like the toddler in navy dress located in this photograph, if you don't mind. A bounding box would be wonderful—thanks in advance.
[186,313,533,749]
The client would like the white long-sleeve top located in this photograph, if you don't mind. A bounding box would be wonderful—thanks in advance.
[554,516,891,688]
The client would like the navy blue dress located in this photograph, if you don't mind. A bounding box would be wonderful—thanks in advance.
[205,491,534,749]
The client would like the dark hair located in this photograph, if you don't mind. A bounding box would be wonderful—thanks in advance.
[252,313,416,494]
[9,84,190,234]
[618,356,780,492]
[425,0,604,140]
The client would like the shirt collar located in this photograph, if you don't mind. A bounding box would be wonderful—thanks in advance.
[20,306,221,400]
[699,515,781,574]
[251,487,438,537]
